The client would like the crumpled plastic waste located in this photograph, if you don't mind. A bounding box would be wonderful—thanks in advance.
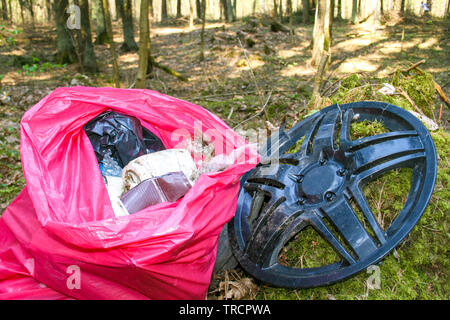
[120,171,192,214]
[192,145,253,181]
[103,175,129,216]
[101,150,123,177]
[122,148,197,192]
[378,83,396,95]
[84,110,165,168]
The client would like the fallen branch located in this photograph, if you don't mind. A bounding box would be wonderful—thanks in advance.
[147,56,189,82]
[389,59,426,75]
[434,80,450,107]
[395,87,426,116]
[407,62,449,107]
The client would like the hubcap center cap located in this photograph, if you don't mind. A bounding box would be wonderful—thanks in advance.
[300,163,344,198]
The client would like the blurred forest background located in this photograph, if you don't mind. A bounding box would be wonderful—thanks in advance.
[0,0,449,300]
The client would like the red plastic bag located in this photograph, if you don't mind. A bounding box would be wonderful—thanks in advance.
[0,87,259,300]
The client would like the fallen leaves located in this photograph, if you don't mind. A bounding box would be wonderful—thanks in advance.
[208,270,259,300]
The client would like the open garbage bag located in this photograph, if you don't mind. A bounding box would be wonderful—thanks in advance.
[0,87,259,300]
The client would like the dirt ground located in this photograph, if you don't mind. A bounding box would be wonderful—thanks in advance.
[0,14,449,300]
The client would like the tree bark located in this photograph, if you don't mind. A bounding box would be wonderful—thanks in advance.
[79,0,98,72]
[176,0,182,18]
[302,0,309,23]
[54,0,77,64]
[136,0,149,88]
[162,0,168,22]
[116,0,138,51]
[27,0,35,28]
[95,0,109,44]
[311,0,332,67]
[189,0,194,29]
[288,0,293,27]
[46,0,52,21]
[273,0,278,18]
[337,0,342,19]
[196,0,202,19]
[200,0,206,61]
[351,0,358,24]
[102,0,120,87]
[18,0,25,24]
[226,0,235,21]
[1,0,8,20]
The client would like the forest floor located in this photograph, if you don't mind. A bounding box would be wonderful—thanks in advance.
[0,13,449,300]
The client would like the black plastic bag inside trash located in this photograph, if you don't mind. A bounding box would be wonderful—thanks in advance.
[84,111,165,168]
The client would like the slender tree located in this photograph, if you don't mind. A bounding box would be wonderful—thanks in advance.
[196,0,201,19]
[79,0,98,72]
[18,0,25,24]
[136,0,150,88]
[46,0,52,21]
[176,0,182,18]
[95,0,109,44]
[116,0,138,51]
[162,0,168,22]
[351,0,358,24]
[273,0,278,18]
[288,0,293,27]
[200,0,206,61]
[302,0,309,23]
[1,0,8,20]
[311,0,332,67]
[189,0,195,29]
[54,0,77,64]
[102,0,120,87]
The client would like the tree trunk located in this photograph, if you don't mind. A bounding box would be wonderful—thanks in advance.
[117,0,138,51]
[136,0,149,88]
[95,0,109,44]
[27,0,35,28]
[351,0,358,24]
[102,0,120,87]
[226,0,235,21]
[162,0,168,22]
[189,0,194,29]
[273,0,278,18]
[54,0,77,64]
[79,0,98,72]
[196,0,202,19]
[279,0,283,21]
[302,0,309,23]
[18,0,25,24]
[337,0,342,19]
[176,0,182,18]
[1,0,8,20]
[46,0,52,22]
[288,0,293,27]
[200,0,206,61]
[311,0,332,67]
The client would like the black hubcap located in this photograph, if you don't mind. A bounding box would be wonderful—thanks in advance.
[229,101,437,288]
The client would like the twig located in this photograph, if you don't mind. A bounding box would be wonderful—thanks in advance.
[227,106,234,120]
[402,59,426,73]
[148,56,189,82]
[407,62,449,107]
[186,88,296,100]
[237,37,269,121]
[438,104,443,122]
[394,87,426,116]
[233,91,272,129]
[433,80,450,107]
[321,78,341,97]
